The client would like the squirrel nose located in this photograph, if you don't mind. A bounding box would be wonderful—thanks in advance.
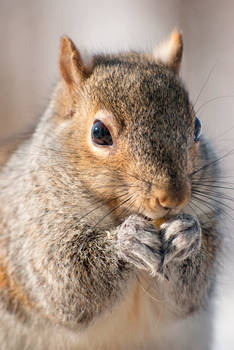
[156,186,191,210]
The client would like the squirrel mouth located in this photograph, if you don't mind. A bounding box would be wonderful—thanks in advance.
[138,213,155,222]
[140,210,171,221]
[143,215,153,222]
[140,209,172,222]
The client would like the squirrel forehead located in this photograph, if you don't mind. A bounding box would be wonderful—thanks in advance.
[85,54,191,126]
[83,55,192,174]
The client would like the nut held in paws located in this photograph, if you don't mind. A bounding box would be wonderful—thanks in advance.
[154,217,166,228]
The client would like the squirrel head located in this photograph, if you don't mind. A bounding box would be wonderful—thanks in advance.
[55,31,201,222]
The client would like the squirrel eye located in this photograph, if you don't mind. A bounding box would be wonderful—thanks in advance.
[194,117,202,142]
[92,120,113,146]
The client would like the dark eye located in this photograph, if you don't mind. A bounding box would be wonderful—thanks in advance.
[194,117,202,142]
[92,120,113,146]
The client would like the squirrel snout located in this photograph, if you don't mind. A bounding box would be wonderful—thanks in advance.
[154,185,191,211]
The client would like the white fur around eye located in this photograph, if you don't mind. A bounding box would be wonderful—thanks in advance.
[88,110,118,155]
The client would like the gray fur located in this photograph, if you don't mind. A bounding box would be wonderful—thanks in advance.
[0,41,222,349]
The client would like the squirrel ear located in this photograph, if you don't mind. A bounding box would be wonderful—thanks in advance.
[153,30,183,74]
[59,36,90,88]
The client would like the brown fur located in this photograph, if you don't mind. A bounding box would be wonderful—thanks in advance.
[0,261,33,318]
[0,31,222,349]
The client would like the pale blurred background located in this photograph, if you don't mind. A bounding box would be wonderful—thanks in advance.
[0,0,234,348]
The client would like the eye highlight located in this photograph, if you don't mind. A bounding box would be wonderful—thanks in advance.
[194,117,202,143]
[92,120,113,146]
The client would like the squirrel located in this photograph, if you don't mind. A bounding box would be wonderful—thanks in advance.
[0,30,222,350]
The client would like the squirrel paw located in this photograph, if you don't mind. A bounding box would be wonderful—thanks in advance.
[160,214,201,266]
[116,215,162,277]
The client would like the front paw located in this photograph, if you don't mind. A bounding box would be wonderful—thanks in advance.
[160,214,201,266]
[116,215,162,277]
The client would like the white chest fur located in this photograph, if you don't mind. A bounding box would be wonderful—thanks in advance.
[0,277,211,350]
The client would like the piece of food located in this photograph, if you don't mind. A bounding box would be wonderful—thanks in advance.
[154,217,166,228]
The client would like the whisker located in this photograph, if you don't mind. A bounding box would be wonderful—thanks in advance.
[93,195,134,228]
[191,197,227,221]
[192,190,234,211]
[191,149,234,176]
[89,183,139,190]
[192,182,234,191]
[117,196,136,221]
[190,197,215,219]
[188,201,211,219]
[192,178,234,186]
[78,192,130,223]
[192,187,234,202]
[195,95,234,115]
[115,167,152,188]
[191,194,234,220]
[195,175,234,179]
[193,64,216,110]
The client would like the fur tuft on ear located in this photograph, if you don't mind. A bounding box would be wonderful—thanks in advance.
[59,36,90,88]
[153,30,183,74]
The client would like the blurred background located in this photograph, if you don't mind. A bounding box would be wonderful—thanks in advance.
[0,0,234,348]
